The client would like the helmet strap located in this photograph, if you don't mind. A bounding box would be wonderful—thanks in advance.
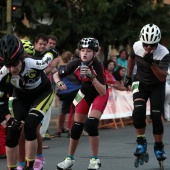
[19,60,25,73]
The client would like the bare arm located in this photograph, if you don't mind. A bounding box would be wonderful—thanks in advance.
[91,78,106,96]
[150,64,167,82]
[127,57,135,77]
[44,58,60,75]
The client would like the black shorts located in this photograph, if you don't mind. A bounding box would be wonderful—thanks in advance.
[133,79,165,112]
[58,97,75,114]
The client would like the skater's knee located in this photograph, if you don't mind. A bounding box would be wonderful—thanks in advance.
[85,117,99,136]
[24,112,43,141]
[133,100,146,129]
[6,126,21,148]
[71,122,84,140]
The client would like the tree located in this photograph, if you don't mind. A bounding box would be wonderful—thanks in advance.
[13,0,170,61]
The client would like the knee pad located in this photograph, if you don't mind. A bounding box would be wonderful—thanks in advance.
[132,100,146,129]
[71,122,84,140]
[85,117,99,136]
[151,110,163,134]
[6,126,21,148]
[24,111,43,141]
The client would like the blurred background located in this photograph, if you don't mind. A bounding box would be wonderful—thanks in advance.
[0,0,170,62]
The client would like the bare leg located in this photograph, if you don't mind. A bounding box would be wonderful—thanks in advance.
[58,113,66,133]
[36,124,42,155]
[68,139,79,156]
[88,110,102,156]
[25,139,37,160]
[18,127,25,163]
[136,128,145,136]
[89,136,99,156]
[154,134,163,142]
[6,146,18,166]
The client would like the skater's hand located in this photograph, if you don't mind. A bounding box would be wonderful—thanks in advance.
[7,118,24,131]
[143,52,155,66]
[124,76,132,87]
[56,81,67,90]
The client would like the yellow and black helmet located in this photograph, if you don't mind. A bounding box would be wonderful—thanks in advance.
[21,39,35,56]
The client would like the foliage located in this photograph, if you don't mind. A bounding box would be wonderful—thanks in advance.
[13,0,170,59]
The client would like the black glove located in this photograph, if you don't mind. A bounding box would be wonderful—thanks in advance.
[7,118,24,131]
[143,53,154,65]
[46,48,58,58]
[124,76,132,87]
[41,48,58,59]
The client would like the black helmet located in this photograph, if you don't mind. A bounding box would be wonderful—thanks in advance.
[0,34,24,66]
[78,37,99,52]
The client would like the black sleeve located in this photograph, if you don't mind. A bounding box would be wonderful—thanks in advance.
[93,61,107,85]
[158,54,170,71]
[0,75,12,122]
[58,59,80,78]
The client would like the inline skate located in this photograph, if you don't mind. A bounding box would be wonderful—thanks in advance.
[134,137,149,168]
[154,142,166,170]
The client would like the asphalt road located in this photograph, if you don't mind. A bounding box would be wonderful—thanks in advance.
[1,107,170,170]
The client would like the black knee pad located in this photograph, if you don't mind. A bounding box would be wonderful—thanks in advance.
[6,126,21,148]
[71,122,84,140]
[24,111,43,141]
[85,117,99,136]
[132,100,146,129]
[151,110,163,134]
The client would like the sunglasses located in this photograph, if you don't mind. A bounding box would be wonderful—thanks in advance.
[143,43,157,48]
[5,60,20,68]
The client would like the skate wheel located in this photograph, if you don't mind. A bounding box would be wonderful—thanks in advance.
[159,161,164,170]
[139,157,144,165]
[134,157,139,168]
[144,154,149,163]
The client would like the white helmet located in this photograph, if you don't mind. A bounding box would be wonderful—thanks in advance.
[139,23,161,44]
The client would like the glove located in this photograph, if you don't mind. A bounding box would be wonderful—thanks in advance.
[124,76,132,87]
[80,65,97,80]
[7,118,24,131]
[41,48,58,59]
[46,48,58,58]
[143,53,154,65]
[56,81,65,88]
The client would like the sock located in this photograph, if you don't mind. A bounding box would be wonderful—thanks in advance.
[137,134,145,138]
[7,164,17,170]
[91,156,98,159]
[67,155,74,160]
[36,153,44,157]
[18,161,26,167]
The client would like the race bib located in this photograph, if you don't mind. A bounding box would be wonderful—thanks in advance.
[73,90,85,106]
[132,81,140,94]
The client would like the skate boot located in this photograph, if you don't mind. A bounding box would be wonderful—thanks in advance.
[154,142,166,169]
[57,157,75,170]
[87,158,101,170]
[23,168,34,170]
[17,165,25,170]
[33,156,45,170]
[134,137,149,168]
